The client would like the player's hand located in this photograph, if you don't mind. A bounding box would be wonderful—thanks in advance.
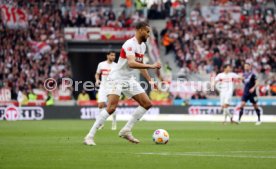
[151,62,161,69]
[149,80,159,91]
[249,87,255,93]
[95,80,101,86]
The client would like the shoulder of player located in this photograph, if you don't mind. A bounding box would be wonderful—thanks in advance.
[141,42,147,50]
[252,73,258,79]
[229,72,238,76]
[98,61,106,65]
[123,37,135,46]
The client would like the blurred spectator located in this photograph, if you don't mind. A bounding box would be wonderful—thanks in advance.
[163,1,276,78]
[28,89,37,101]
[150,90,170,101]
[174,93,182,100]
[269,75,276,96]
[78,90,90,101]
[0,0,71,101]
[17,89,28,106]
[191,92,207,100]
[163,62,173,82]
[135,0,147,17]
[46,93,54,106]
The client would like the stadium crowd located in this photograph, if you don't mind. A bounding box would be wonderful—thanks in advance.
[0,0,71,103]
[0,0,275,105]
[163,2,276,72]
[210,0,273,7]
[160,1,276,96]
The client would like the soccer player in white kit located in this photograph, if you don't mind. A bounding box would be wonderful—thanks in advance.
[84,21,161,146]
[215,64,242,124]
[95,51,117,130]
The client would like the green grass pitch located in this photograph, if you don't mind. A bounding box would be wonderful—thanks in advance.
[1,120,276,169]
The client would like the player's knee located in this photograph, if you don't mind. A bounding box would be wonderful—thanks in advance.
[98,103,105,109]
[142,102,152,110]
[106,104,117,114]
[253,105,259,110]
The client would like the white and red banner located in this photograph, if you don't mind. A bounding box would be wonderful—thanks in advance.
[100,27,135,40]
[0,5,28,29]
[0,106,44,121]
[0,88,11,101]
[64,27,135,41]
[28,40,51,59]
[201,6,241,22]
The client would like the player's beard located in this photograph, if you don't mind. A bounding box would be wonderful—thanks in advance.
[141,36,148,43]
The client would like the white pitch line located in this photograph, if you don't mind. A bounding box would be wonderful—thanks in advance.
[229,150,276,153]
[136,152,276,159]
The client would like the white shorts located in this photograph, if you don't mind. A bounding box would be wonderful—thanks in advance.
[220,92,232,105]
[97,85,108,103]
[105,79,145,98]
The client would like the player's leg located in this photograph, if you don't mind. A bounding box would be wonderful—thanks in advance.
[222,105,227,124]
[250,96,261,125]
[97,102,105,130]
[119,92,151,144]
[238,95,247,122]
[99,87,117,130]
[122,92,151,131]
[238,101,246,122]
[220,94,229,124]
[111,110,117,130]
[97,87,107,130]
[225,104,237,124]
[253,103,261,125]
[84,94,119,145]
[223,104,229,123]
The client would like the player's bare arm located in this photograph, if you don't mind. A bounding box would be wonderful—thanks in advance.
[140,69,152,82]
[95,72,101,86]
[127,55,161,69]
[139,69,159,90]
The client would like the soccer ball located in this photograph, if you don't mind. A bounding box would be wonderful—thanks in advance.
[152,129,169,144]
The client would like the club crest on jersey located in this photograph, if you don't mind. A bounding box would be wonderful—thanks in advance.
[127,47,132,51]
[135,57,143,63]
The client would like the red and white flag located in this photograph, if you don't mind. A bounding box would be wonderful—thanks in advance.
[0,4,28,29]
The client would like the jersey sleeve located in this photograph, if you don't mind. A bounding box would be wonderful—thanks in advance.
[252,74,257,81]
[215,74,221,82]
[231,73,240,79]
[121,40,135,58]
[142,43,147,53]
[96,63,102,74]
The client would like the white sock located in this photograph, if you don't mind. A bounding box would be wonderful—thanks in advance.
[112,112,116,125]
[99,108,103,114]
[223,108,227,122]
[122,106,147,131]
[225,108,232,119]
[87,109,110,138]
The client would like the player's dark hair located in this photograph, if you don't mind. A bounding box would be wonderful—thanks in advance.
[135,21,149,30]
[223,64,231,69]
[107,51,115,55]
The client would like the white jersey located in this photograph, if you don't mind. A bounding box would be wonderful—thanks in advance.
[215,72,239,93]
[96,61,117,83]
[108,37,146,80]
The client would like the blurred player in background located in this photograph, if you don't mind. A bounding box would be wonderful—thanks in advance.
[95,51,117,130]
[215,64,242,124]
[84,21,161,146]
[238,63,261,125]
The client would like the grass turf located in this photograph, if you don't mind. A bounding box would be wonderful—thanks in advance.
[0,120,276,169]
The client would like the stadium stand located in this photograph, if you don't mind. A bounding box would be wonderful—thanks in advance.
[0,0,71,104]
[0,0,275,106]
[160,1,276,97]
